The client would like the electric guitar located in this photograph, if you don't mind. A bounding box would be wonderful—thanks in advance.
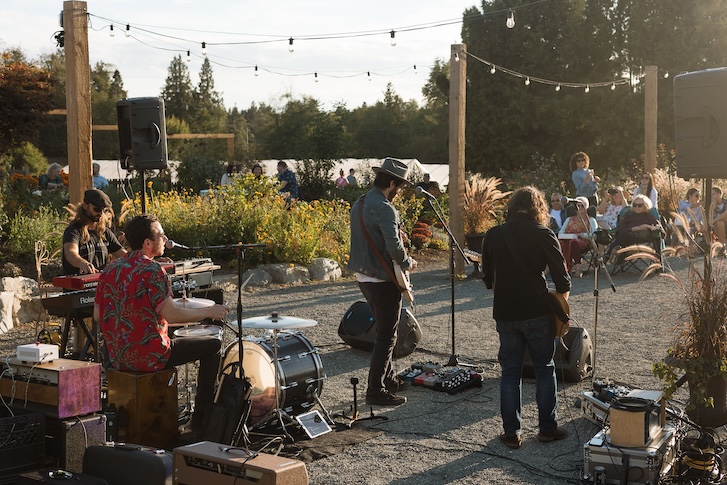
[393,262,415,304]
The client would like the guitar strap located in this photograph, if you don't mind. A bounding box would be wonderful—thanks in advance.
[357,194,406,293]
[501,224,570,324]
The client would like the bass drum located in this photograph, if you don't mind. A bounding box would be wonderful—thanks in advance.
[221,332,324,425]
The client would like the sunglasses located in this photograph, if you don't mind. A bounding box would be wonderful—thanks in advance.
[551,199,561,203]
[90,205,110,214]
[633,203,645,208]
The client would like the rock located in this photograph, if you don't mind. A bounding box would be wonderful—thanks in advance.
[241,268,273,287]
[0,291,14,334]
[0,277,46,327]
[307,258,342,281]
[259,264,310,285]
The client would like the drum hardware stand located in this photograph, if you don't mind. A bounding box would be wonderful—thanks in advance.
[334,377,388,427]
[420,195,476,368]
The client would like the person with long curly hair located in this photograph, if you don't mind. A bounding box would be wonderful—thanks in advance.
[570,152,600,207]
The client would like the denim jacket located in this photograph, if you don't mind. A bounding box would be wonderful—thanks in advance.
[348,187,413,280]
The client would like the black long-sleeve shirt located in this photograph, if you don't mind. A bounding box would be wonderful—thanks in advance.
[482,213,571,321]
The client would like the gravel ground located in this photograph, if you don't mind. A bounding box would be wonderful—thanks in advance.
[2,253,720,484]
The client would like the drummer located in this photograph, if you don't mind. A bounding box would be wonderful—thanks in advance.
[94,213,229,437]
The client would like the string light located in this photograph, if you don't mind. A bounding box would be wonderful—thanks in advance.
[201,41,206,56]
[490,65,496,74]
[555,84,561,92]
[524,76,530,86]
[506,10,515,29]
[453,52,459,62]
[584,85,590,93]
[254,65,258,76]
[413,64,417,74]
[611,82,615,90]
[109,25,114,37]
[664,71,669,79]
[390,30,396,47]
[125,24,130,37]
[186,50,191,62]
[314,72,318,82]
[288,37,294,53]
[367,71,371,81]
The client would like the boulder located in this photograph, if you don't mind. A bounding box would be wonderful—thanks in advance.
[0,277,46,328]
[307,258,342,281]
[0,291,14,334]
[259,264,310,285]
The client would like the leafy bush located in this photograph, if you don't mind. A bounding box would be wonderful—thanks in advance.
[500,154,570,197]
[6,205,64,260]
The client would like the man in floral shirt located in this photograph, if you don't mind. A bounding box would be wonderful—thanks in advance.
[94,213,229,433]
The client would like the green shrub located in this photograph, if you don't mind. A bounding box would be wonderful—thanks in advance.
[6,205,64,260]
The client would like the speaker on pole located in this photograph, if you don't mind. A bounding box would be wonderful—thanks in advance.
[674,68,727,179]
[116,97,168,170]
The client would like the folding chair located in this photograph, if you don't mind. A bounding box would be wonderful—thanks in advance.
[563,204,600,275]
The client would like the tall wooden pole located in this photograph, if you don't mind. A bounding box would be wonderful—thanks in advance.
[449,44,467,275]
[644,65,658,174]
[63,0,92,204]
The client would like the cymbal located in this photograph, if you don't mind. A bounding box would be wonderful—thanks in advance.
[235,313,317,329]
[174,297,216,309]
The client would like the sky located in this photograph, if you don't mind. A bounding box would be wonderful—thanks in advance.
[2,0,479,111]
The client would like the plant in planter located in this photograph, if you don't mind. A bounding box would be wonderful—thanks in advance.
[649,233,727,427]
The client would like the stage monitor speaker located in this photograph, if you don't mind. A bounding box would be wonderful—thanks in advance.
[523,327,593,382]
[45,414,107,473]
[674,68,727,179]
[338,301,422,357]
[116,97,168,170]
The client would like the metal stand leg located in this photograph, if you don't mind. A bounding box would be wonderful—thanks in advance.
[334,377,387,427]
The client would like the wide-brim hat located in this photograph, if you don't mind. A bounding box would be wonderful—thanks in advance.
[84,188,112,208]
[372,157,411,184]
[574,196,589,209]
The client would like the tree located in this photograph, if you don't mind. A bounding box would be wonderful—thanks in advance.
[90,61,127,159]
[161,55,194,121]
[0,50,55,159]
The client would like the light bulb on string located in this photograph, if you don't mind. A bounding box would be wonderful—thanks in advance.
[367,71,371,81]
[201,42,206,56]
[390,30,397,47]
[109,25,114,37]
[254,65,259,77]
[413,65,417,74]
[490,65,496,74]
[664,71,669,79]
[524,77,530,86]
[555,84,561,92]
[186,50,191,62]
[125,24,130,37]
[611,82,615,90]
[506,10,515,29]
[288,37,294,53]
[585,85,590,93]
[314,72,318,83]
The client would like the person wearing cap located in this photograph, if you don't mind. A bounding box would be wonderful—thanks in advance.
[62,189,126,276]
[92,162,108,190]
[349,157,417,406]
[558,196,597,277]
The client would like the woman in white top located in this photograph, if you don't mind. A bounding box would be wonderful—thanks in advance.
[597,186,629,229]
[632,172,658,209]
[558,196,598,277]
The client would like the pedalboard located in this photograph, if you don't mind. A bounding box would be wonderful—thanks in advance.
[398,363,482,394]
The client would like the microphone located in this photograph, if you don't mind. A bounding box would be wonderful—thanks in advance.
[560,196,579,206]
[165,240,191,250]
[415,186,436,199]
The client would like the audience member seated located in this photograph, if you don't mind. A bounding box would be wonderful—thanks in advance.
[416,173,440,196]
[711,186,727,244]
[605,194,664,263]
[39,163,64,190]
[632,172,658,209]
[597,186,629,230]
[548,192,567,232]
[220,163,240,185]
[672,188,704,246]
[558,196,597,277]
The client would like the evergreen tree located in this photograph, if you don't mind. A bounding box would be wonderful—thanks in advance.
[161,55,193,121]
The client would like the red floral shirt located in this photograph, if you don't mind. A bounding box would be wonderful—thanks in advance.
[95,251,172,371]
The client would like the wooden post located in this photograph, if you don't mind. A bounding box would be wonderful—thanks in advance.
[644,65,658,174]
[449,45,467,275]
[63,0,92,204]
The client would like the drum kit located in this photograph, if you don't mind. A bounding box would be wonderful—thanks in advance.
[171,297,332,442]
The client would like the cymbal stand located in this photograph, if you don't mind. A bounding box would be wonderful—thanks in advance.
[334,377,387,427]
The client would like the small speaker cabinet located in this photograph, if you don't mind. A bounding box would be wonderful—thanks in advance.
[116,97,168,170]
[45,414,107,473]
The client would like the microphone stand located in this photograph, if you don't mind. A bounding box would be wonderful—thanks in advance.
[420,194,475,368]
[573,206,616,386]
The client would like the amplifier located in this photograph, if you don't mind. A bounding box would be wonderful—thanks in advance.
[0,358,101,418]
[580,391,611,426]
[45,413,107,473]
[173,441,308,485]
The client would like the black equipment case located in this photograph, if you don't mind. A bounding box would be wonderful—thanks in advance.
[339,301,422,357]
[82,443,173,485]
[16,469,109,485]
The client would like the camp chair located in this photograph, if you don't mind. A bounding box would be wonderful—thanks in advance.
[609,206,665,275]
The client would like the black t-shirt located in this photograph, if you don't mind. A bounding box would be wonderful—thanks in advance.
[61,221,123,275]
[482,214,570,321]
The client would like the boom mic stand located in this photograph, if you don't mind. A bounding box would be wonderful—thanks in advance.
[420,195,475,368]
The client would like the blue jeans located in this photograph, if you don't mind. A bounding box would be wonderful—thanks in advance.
[497,314,557,435]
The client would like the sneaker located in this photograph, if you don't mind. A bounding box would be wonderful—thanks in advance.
[384,376,411,393]
[537,426,568,442]
[365,389,407,406]
[499,433,522,449]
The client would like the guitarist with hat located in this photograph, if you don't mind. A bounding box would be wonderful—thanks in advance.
[349,157,417,406]
[482,186,571,449]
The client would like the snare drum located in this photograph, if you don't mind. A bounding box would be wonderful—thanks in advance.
[220,332,324,425]
[173,324,223,339]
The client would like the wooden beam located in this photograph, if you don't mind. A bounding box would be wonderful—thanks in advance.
[63,1,92,205]
[644,65,658,174]
[449,44,467,275]
[166,134,234,139]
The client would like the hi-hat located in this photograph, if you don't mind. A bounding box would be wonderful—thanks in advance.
[235,312,317,329]
[174,297,215,309]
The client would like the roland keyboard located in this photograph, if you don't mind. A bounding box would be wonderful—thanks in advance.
[41,290,95,317]
[52,262,176,290]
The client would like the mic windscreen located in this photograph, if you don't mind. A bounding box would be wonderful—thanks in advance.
[415,186,424,196]
[165,240,175,249]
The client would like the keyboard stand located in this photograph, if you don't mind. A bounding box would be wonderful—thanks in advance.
[60,312,98,361]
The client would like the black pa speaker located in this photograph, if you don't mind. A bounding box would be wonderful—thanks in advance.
[116,97,168,170]
[674,68,727,179]
[523,327,593,382]
[338,301,422,357]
